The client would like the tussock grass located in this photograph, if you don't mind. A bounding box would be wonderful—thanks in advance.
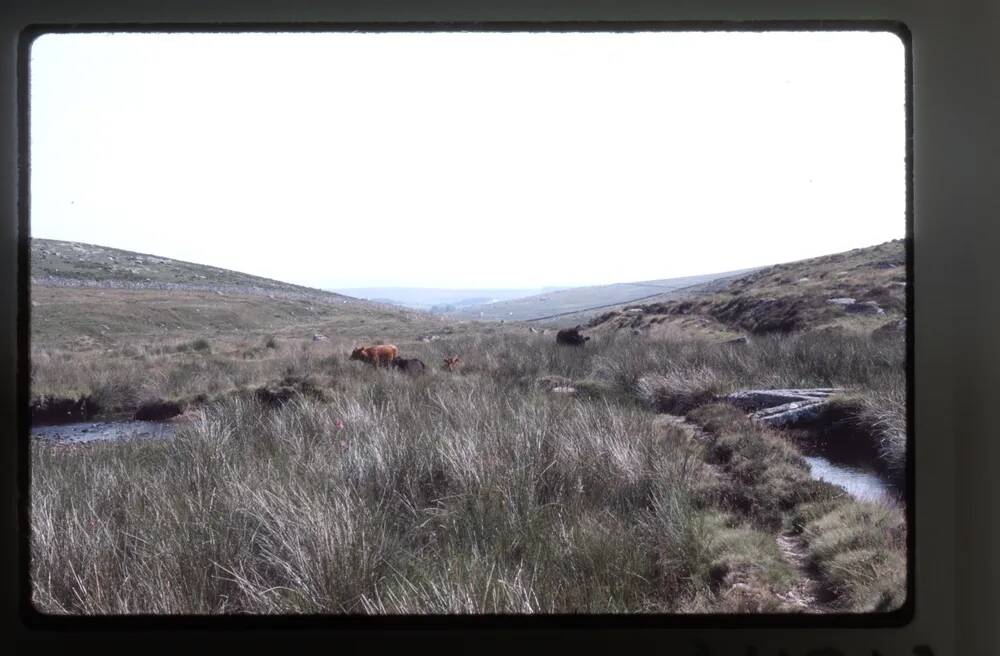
[681,404,907,613]
[698,513,800,613]
[684,404,846,532]
[31,325,903,421]
[30,325,907,615]
[32,375,723,614]
[856,388,907,478]
[793,500,907,612]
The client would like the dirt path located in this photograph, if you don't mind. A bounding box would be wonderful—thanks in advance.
[774,531,831,612]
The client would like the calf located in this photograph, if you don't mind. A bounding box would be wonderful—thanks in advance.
[442,356,461,372]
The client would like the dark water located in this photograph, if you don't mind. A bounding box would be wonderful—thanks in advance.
[790,426,903,505]
[802,455,899,505]
[32,420,178,444]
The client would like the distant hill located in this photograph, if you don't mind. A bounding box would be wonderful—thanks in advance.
[585,240,907,340]
[449,268,762,322]
[332,286,567,312]
[32,239,358,300]
[30,239,435,347]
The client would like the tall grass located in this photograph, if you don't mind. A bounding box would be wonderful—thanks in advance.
[31,328,904,414]
[32,373,723,614]
[793,499,907,612]
[30,328,907,614]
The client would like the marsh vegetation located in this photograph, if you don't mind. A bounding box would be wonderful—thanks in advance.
[31,328,906,614]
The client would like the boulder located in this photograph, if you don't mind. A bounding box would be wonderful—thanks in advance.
[846,300,885,315]
[724,388,842,412]
[751,400,829,427]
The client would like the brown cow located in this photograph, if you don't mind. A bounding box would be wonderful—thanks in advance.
[442,356,461,372]
[349,344,399,368]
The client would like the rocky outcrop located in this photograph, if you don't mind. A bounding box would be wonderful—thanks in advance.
[723,388,843,427]
[845,300,885,315]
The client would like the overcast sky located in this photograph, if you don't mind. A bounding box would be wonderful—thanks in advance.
[30,31,905,290]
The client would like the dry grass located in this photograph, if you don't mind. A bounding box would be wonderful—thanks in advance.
[32,375,721,614]
[30,313,907,615]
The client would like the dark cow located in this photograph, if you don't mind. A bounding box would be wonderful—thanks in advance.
[391,357,426,375]
[349,344,399,368]
[556,326,590,346]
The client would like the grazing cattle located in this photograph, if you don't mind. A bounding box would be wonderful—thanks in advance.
[392,357,426,375]
[556,326,590,346]
[442,356,461,372]
[349,344,399,368]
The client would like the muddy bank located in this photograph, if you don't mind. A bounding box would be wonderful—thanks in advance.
[30,395,100,426]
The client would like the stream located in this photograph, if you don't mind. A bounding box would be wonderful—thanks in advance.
[32,420,178,444]
[790,427,903,505]
[801,454,899,505]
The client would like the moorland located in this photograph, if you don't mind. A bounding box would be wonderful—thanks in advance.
[29,237,908,614]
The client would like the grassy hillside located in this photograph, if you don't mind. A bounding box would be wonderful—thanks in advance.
[29,238,448,349]
[29,238,503,418]
[32,238,350,295]
[586,240,907,340]
[449,268,761,322]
